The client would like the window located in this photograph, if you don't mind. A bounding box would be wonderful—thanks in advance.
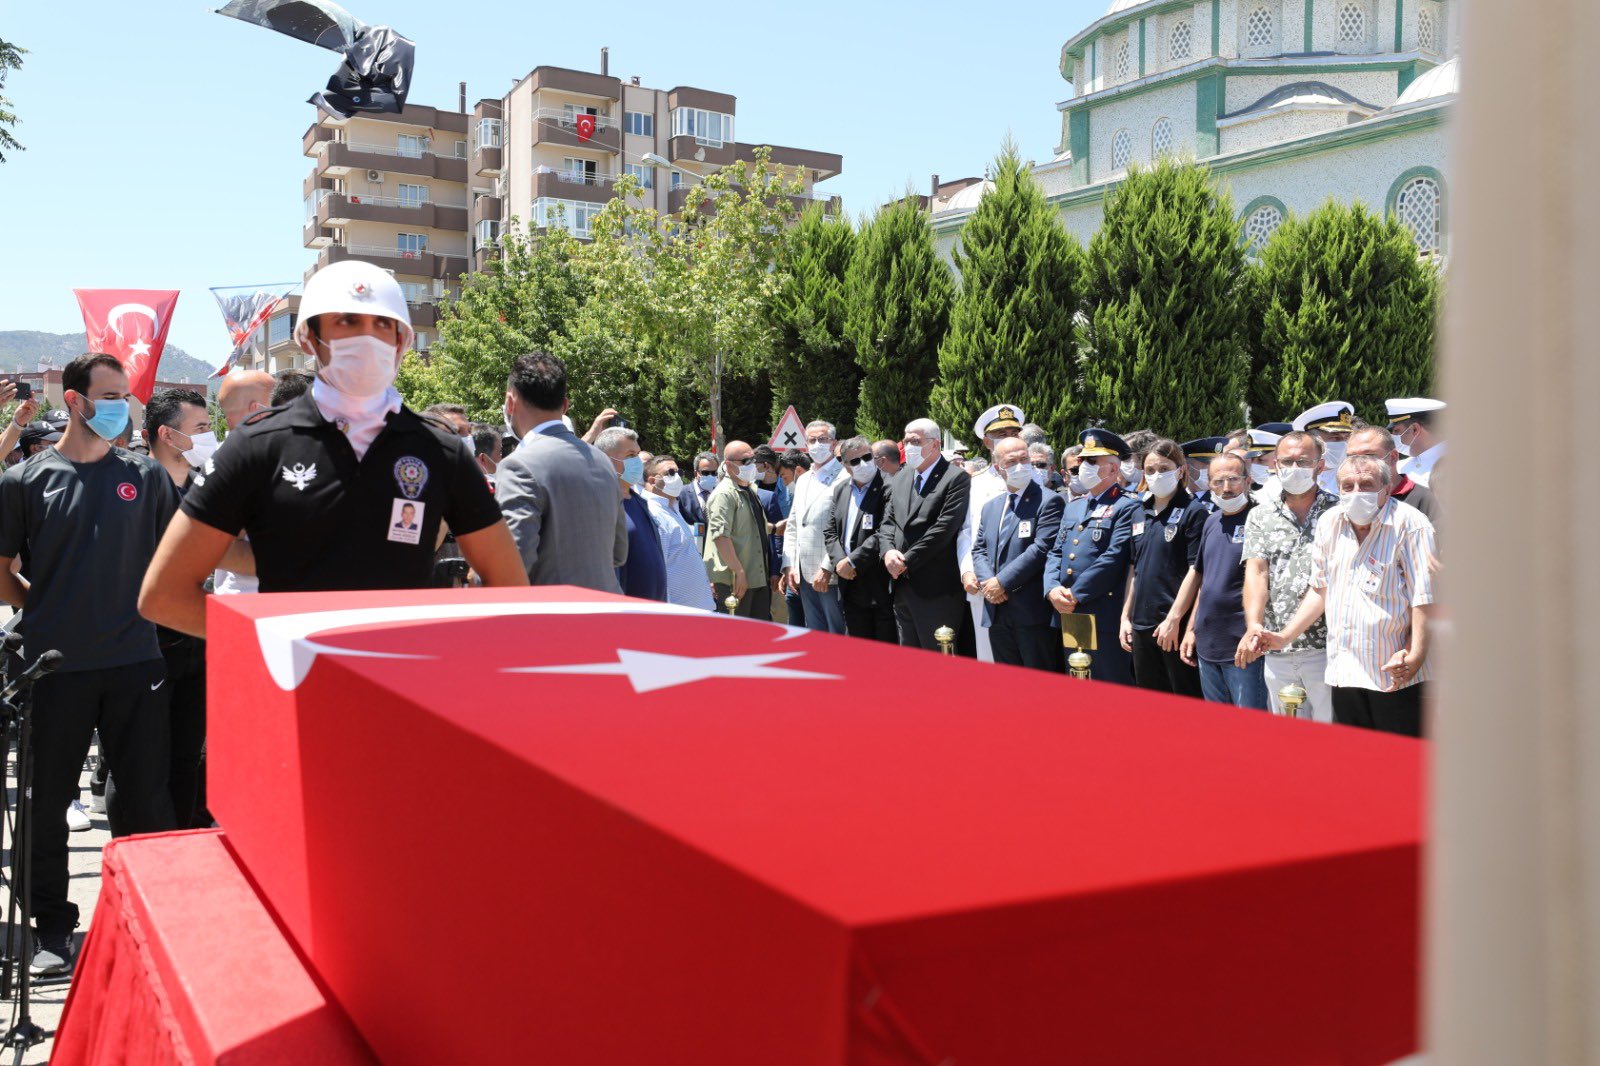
[1244,204,1284,253]
[454,140,467,158]
[532,197,602,239]
[624,162,655,190]
[1169,20,1193,61]
[1152,117,1174,156]
[397,232,428,258]
[1112,39,1131,82]
[624,111,654,137]
[1395,176,1442,255]
[670,171,683,190]
[670,107,734,147]
[397,182,429,207]
[476,118,502,148]
[414,331,430,352]
[560,157,598,184]
[1245,7,1274,50]
[267,313,293,347]
[1418,5,1438,51]
[475,219,500,249]
[1112,129,1133,170]
[1338,3,1366,44]
[396,133,427,158]
[398,281,431,305]
[562,103,598,127]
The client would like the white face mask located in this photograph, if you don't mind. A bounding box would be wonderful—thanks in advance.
[1216,491,1250,515]
[807,441,834,465]
[1191,469,1209,493]
[1323,440,1348,464]
[1250,462,1271,485]
[736,462,757,484]
[1120,460,1143,485]
[658,473,684,497]
[1146,468,1180,498]
[1342,490,1383,525]
[849,458,876,485]
[181,430,219,469]
[1004,462,1032,491]
[1030,466,1049,487]
[320,334,398,398]
[1077,460,1105,494]
[902,444,925,470]
[697,473,717,493]
[1278,464,1316,495]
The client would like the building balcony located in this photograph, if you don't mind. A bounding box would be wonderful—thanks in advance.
[473,245,498,273]
[303,218,333,249]
[303,172,334,200]
[317,103,469,135]
[526,66,620,102]
[471,194,502,227]
[316,192,469,232]
[667,134,734,168]
[408,301,439,329]
[530,109,620,153]
[533,168,619,205]
[734,142,844,182]
[472,144,502,176]
[319,243,470,281]
[302,123,334,157]
[317,140,469,183]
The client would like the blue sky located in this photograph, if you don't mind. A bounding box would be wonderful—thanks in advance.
[0,0,1104,367]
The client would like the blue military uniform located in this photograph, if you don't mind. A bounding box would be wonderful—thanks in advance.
[1043,430,1142,685]
[1182,436,1228,515]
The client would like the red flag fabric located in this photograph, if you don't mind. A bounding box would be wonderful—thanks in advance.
[575,113,595,142]
[73,289,181,403]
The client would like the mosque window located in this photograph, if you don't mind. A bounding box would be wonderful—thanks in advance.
[1338,3,1366,45]
[1152,117,1175,157]
[1113,39,1132,82]
[1112,129,1133,170]
[1246,7,1275,50]
[1170,20,1193,62]
[1418,5,1438,52]
[1395,176,1442,255]
[1244,203,1284,254]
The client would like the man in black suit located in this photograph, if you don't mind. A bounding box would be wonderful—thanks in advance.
[880,418,971,651]
[824,436,896,642]
[973,438,1067,671]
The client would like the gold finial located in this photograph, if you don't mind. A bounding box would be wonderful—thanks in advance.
[1067,649,1093,681]
[1277,682,1308,719]
[724,595,741,616]
[934,626,955,656]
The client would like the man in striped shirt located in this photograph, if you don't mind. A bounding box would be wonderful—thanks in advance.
[1260,455,1436,737]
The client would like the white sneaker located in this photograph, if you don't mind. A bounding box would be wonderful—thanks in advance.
[66,801,91,833]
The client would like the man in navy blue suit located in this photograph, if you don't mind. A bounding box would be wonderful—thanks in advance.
[973,437,1067,671]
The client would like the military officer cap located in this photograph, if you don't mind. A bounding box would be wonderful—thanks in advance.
[1246,428,1282,453]
[1181,436,1229,460]
[1384,397,1445,428]
[1292,401,1356,434]
[1255,421,1293,436]
[974,404,1026,441]
[1078,428,1130,459]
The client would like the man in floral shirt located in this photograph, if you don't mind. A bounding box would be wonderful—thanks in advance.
[1236,431,1338,721]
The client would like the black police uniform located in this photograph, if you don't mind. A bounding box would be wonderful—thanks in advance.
[182,391,502,592]
[1128,486,1208,697]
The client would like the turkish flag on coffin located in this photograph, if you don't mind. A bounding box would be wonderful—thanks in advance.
[208,587,1424,1066]
[73,288,180,403]
[575,112,596,142]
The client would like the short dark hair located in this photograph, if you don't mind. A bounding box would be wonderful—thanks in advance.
[143,388,208,437]
[777,451,809,472]
[508,351,568,411]
[470,423,500,458]
[751,444,779,467]
[692,451,718,472]
[424,403,468,422]
[645,454,678,477]
[270,370,314,407]
[63,353,124,397]
[501,434,519,457]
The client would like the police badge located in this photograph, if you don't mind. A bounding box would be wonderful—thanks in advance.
[394,456,429,500]
[1165,525,1178,543]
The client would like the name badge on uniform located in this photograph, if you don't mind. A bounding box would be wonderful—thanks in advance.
[388,498,425,545]
[1017,520,1032,540]
[1360,559,1383,595]
[1132,522,1145,537]
[1231,526,1246,544]
[862,513,875,530]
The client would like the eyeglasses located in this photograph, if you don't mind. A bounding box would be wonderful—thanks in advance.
[846,454,874,467]
[1278,459,1318,470]
[1031,461,1049,469]
[1067,466,1080,475]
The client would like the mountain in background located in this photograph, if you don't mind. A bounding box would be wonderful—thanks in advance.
[0,332,218,385]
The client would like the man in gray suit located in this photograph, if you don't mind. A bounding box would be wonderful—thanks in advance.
[495,352,628,591]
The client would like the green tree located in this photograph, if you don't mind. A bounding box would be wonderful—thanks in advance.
[767,204,859,436]
[930,144,1086,447]
[1248,200,1440,423]
[0,39,24,162]
[1081,159,1250,436]
[846,194,953,440]
[395,220,587,422]
[583,148,804,455]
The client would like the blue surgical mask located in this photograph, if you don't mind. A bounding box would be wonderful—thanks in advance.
[80,397,130,441]
[621,456,645,486]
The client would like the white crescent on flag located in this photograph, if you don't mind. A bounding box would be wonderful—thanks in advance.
[104,303,159,341]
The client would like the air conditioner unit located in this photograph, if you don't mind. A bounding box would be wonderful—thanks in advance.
[367,170,384,182]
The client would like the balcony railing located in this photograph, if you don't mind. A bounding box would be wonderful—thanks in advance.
[342,140,464,160]
[343,243,434,261]
[531,165,617,187]
[529,108,616,130]
[341,192,468,210]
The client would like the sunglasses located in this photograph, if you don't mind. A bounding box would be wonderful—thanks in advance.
[1031,461,1049,469]
[846,454,874,467]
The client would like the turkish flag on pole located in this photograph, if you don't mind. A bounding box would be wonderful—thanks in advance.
[575,113,596,142]
[73,289,180,403]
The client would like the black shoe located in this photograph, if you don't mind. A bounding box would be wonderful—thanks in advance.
[29,932,73,978]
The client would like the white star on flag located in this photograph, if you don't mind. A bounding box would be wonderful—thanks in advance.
[128,339,152,358]
[505,648,840,694]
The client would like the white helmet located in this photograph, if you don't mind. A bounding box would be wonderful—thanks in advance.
[294,260,415,355]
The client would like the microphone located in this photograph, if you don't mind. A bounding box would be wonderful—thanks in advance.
[0,650,61,705]
[2,633,22,656]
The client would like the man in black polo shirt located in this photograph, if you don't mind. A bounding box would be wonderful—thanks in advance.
[139,260,527,639]
[0,353,182,976]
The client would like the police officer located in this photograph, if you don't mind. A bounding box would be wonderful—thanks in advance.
[1044,429,1142,685]
[1181,437,1228,513]
[1121,438,1208,696]
[140,260,528,638]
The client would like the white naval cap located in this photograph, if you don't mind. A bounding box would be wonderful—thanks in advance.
[974,404,1026,442]
[1292,400,1356,433]
[1246,428,1282,452]
[1384,397,1446,423]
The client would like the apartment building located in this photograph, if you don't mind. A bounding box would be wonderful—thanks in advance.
[285,52,843,367]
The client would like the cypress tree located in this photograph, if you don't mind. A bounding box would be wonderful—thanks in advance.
[846,195,953,440]
[930,144,1085,447]
[1249,200,1440,424]
[768,204,860,436]
[1081,159,1249,437]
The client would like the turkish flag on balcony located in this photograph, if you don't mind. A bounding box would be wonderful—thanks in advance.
[575,114,596,142]
[73,289,180,403]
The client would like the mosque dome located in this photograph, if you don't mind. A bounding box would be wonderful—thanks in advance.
[944,180,995,211]
[1393,57,1460,108]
